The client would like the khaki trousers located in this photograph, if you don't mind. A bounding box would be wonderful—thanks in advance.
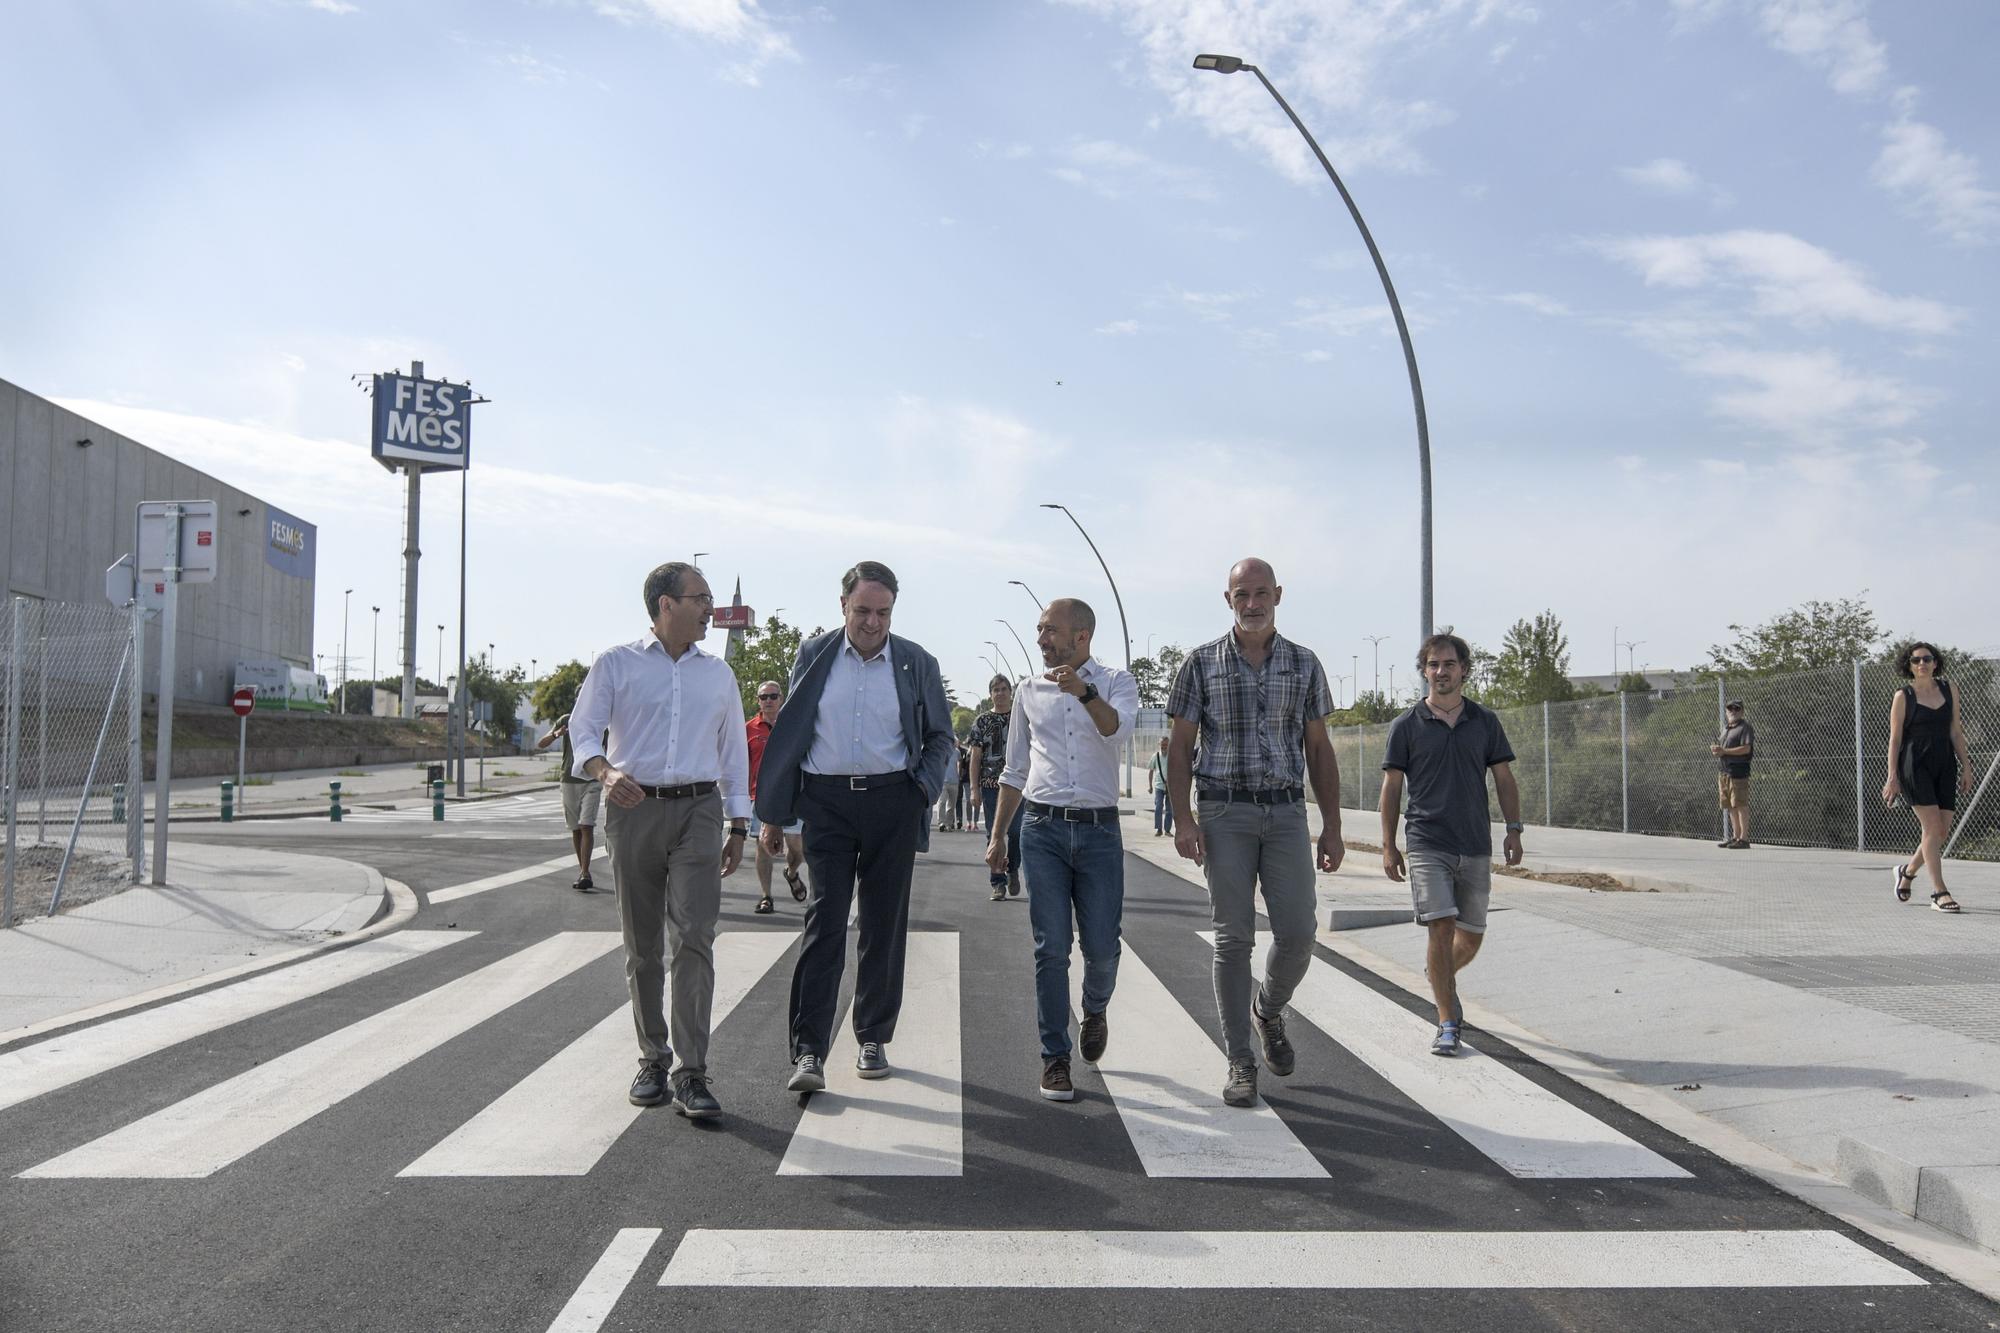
[604,791,723,1077]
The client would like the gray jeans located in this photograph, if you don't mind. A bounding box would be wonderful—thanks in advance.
[604,791,724,1078]
[1198,797,1317,1065]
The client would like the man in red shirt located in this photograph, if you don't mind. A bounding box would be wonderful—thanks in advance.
[747,679,807,914]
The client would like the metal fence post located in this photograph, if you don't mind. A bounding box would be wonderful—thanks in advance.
[1542,699,1552,826]
[1619,687,1630,834]
[1852,659,1865,851]
[36,601,47,844]
[3,600,24,927]
[127,599,145,882]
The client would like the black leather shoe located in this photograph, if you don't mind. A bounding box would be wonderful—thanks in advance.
[671,1073,721,1120]
[1079,1009,1108,1063]
[787,1054,825,1093]
[628,1061,667,1107]
[855,1041,891,1079]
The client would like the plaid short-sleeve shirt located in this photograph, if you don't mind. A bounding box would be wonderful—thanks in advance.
[1165,630,1335,790]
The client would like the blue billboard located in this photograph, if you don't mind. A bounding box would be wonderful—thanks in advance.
[371,373,473,472]
[264,504,316,579]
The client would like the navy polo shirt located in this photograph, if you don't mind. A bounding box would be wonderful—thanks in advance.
[1382,697,1515,856]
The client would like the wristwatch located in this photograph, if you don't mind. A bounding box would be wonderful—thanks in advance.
[1078,683,1099,705]
[1504,821,1525,833]
[727,824,749,839]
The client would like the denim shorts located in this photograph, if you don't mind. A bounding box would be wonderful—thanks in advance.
[1407,847,1492,933]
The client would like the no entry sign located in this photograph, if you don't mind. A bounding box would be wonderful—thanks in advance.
[232,687,257,717]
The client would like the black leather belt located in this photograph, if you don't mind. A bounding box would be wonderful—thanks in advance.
[637,781,717,800]
[1026,801,1120,825]
[804,771,910,792]
[1198,786,1304,805]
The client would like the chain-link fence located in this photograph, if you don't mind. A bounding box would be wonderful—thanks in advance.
[2,596,144,927]
[1330,656,2000,860]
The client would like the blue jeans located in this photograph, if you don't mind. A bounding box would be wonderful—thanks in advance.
[1152,788,1174,834]
[1020,810,1124,1059]
[980,787,1023,887]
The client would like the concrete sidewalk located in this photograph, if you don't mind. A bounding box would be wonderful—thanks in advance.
[0,841,391,1039]
[1122,806,2000,1259]
[150,752,564,821]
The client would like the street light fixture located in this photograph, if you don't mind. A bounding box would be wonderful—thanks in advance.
[1364,634,1391,698]
[1193,52,1434,644]
[1042,502,1135,795]
[1008,580,1044,612]
[437,624,445,684]
[692,552,709,570]
[1620,640,1645,685]
[997,619,1033,672]
[987,639,1017,681]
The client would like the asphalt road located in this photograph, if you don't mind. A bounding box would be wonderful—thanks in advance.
[2,801,1996,1332]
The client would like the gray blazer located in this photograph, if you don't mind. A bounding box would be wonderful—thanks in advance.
[752,629,955,851]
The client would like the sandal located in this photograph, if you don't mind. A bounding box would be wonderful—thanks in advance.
[1893,863,1914,902]
[754,896,775,915]
[784,867,807,902]
[1931,889,1961,914]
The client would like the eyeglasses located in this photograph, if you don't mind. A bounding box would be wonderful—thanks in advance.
[670,593,715,606]
[1910,654,1937,665]
[757,693,781,701]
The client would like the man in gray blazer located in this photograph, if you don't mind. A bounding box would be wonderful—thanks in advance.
[755,560,955,1091]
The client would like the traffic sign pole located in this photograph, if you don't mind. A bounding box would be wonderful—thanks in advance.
[151,505,180,886]
[232,687,255,812]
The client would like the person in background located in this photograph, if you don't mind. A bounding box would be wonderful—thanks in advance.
[536,713,601,891]
[1711,701,1754,850]
[1885,641,1972,913]
[968,675,1023,901]
[746,680,807,915]
[1149,736,1173,838]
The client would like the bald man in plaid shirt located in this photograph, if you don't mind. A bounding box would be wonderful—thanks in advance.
[1166,557,1344,1108]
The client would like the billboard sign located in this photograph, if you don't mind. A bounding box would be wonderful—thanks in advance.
[136,500,219,583]
[711,605,755,631]
[264,504,316,579]
[371,373,473,472]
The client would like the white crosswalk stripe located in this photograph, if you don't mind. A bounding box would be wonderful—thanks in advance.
[401,932,795,1176]
[777,932,962,1177]
[19,932,621,1179]
[343,794,566,823]
[1075,944,1327,1178]
[0,931,470,1115]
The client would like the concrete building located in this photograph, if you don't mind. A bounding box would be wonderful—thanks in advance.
[1,376,315,704]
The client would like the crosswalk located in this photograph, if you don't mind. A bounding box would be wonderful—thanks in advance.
[8,920,1698,1188]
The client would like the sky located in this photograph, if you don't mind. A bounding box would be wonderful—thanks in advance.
[3,0,1995,704]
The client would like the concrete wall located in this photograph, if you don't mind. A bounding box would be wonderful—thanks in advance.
[1,377,315,704]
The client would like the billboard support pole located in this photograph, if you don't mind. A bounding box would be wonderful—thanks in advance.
[151,505,181,886]
[400,464,421,720]
[456,464,468,798]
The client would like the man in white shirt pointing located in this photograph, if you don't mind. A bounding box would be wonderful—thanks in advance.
[987,598,1138,1103]
[570,561,750,1120]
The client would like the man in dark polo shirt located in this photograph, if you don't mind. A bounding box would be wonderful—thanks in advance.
[1379,632,1523,1057]
[1711,701,1754,850]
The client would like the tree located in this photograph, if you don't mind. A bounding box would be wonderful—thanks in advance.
[728,615,822,715]
[466,656,528,738]
[532,661,588,722]
[343,675,440,715]
[1488,611,1577,708]
[1705,595,1884,676]
[1328,690,1400,725]
[1616,671,1653,694]
[1127,643,1189,709]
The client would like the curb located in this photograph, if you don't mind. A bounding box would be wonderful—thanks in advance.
[0,869,416,1049]
[165,782,562,823]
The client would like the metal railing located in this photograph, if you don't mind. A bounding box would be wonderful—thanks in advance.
[2,597,145,926]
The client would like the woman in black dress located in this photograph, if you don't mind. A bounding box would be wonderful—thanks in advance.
[1883,641,1973,912]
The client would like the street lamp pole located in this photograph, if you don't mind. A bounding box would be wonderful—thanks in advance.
[1042,502,1134,795]
[998,619,1034,673]
[1194,53,1434,645]
[987,640,1018,681]
[437,624,445,685]
[1364,635,1390,698]
[340,589,352,714]
[370,605,380,715]
[1008,580,1044,612]
[1620,640,1644,685]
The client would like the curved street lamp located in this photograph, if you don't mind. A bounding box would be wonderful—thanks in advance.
[986,639,1018,681]
[1008,579,1044,612]
[1040,502,1134,795]
[997,618,1034,673]
[1193,53,1434,643]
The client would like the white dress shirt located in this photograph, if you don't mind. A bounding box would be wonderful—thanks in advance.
[569,635,752,820]
[805,636,910,776]
[1000,657,1139,808]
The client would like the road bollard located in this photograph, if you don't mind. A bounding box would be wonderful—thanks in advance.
[329,780,343,823]
[113,783,126,823]
[432,778,445,821]
[221,780,235,823]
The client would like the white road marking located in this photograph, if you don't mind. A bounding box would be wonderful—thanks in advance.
[19,932,622,1179]
[777,932,960,1177]
[546,1228,661,1332]
[345,794,566,823]
[429,846,608,905]
[0,932,469,1115]
[1083,945,1326,1179]
[401,932,795,1176]
[1265,942,1691,1179]
[658,1228,1923,1289]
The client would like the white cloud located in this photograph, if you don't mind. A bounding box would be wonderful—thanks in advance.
[1685,346,1922,438]
[1173,289,1253,322]
[1095,319,1141,335]
[1617,157,1733,208]
[1590,230,1961,336]
[592,0,798,84]
[1053,0,1536,182]
[1755,0,1886,96]
[1047,139,1212,201]
[1873,105,2000,245]
[306,0,359,13]
[1288,297,1397,335]
[1495,291,1568,317]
